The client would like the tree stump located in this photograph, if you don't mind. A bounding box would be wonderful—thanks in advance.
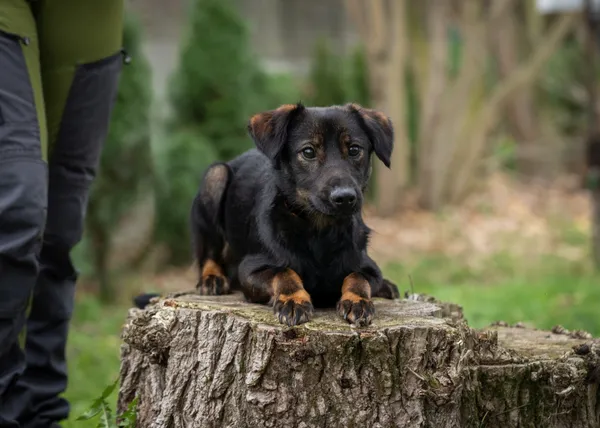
[117,292,600,428]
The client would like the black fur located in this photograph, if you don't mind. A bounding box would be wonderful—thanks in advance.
[133,293,160,309]
[136,103,400,324]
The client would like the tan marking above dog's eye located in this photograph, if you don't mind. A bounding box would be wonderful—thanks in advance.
[312,133,324,148]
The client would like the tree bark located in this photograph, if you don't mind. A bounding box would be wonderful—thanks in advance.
[86,207,114,303]
[584,0,600,270]
[592,189,600,269]
[492,0,540,176]
[118,293,600,428]
[416,0,451,210]
[374,0,409,217]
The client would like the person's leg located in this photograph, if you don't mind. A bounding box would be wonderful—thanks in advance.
[9,1,125,426]
[0,1,47,427]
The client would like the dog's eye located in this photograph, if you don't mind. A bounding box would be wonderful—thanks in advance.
[348,145,362,157]
[301,147,316,160]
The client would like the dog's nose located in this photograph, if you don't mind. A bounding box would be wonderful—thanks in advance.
[329,187,357,208]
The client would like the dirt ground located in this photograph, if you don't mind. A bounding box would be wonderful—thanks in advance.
[365,172,590,265]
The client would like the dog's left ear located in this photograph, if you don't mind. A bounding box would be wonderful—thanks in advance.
[248,103,305,163]
[346,103,394,168]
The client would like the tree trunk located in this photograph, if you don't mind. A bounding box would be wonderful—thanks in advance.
[593,189,600,269]
[416,0,451,210]
[86,211,114,303]
[374,0,409,217]
[118,293,600,428]
[584,0,600,270]
[492,0,540,176]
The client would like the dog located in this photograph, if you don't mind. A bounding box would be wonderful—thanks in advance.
[187,102,399,327]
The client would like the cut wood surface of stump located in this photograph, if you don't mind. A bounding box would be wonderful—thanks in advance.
[118,292,600,428]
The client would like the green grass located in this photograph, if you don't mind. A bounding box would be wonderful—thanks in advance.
[61,295,128,427]
[383,253,600,335]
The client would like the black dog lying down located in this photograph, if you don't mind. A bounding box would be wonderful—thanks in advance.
[186,103,399,327]
[134,103,398,324]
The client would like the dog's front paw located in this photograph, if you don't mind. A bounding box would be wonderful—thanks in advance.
[197,274,229,295]
[273,290,314,327]
[198,259,230,295]
[337,294,375,327]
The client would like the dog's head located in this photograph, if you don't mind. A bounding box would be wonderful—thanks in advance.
[248,103,394,221]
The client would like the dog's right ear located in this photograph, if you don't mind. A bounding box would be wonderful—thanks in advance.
[248,103,305,162]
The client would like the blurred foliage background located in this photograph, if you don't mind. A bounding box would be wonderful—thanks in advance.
[62,0,600,424]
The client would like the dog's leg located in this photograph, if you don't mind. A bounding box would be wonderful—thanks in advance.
[357,253,399,299]
[238,255,314,326]
[336,253,397,326]
[375,278,401,299]
[337,273,375,327]
[191,163,232,295]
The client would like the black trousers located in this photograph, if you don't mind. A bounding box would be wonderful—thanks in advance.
[0,1,124,426]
